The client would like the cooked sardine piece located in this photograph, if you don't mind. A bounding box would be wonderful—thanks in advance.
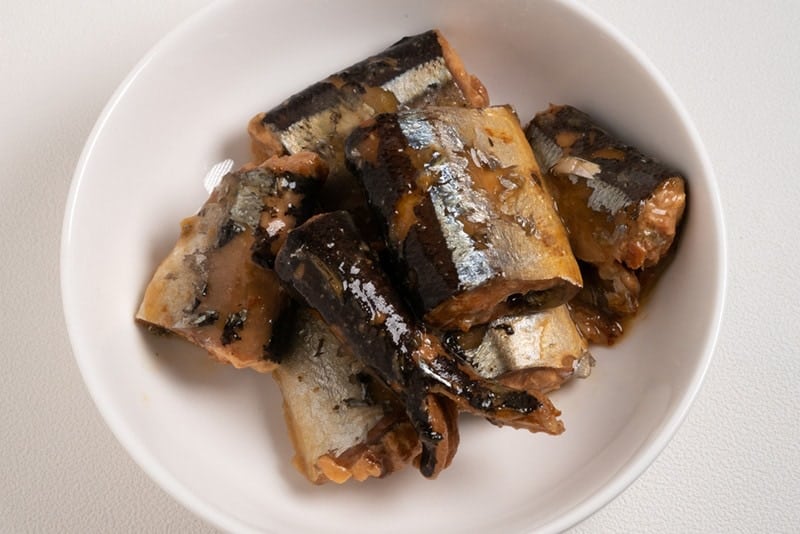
[444,305,593,394]
[273,308,419,484]
[136,153,326,372]
[275,211,563,478]
[525,105,686,343]
[248,29,488,221]
[525,104,686,271]
[345,106,582,331]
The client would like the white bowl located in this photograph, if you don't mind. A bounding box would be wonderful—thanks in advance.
[61,0,725,532]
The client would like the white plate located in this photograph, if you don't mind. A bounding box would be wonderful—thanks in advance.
[61,0,725,532]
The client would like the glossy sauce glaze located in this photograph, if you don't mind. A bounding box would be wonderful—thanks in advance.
[275,211,564,477]
[136,153,326,371]
[526,105,686,344]
[346,106,582,331]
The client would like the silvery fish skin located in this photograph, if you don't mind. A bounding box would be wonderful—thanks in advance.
[273,308,418,484]
[252,32,487,479]
[275,211,564,478]
[445,305,593,394]
[248,29,488,220]
[345,106,582,331]
[525,104,686,271]
[525,105,686,344]
[136,153,326,372]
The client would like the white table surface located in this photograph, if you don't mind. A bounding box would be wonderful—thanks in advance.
[2,1,798,532]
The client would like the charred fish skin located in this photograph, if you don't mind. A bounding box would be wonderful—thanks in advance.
[136,153,326,372]
[273,308,419,484]
[248,30,488,220]
[525,104,686,271]
[275,211,564,477]
[345,106,582,332]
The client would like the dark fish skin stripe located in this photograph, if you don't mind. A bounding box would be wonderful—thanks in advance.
[261,31,443,132]
[338,30,443,88]
[343,114,410,219]
[216,219,244,248]
[403,199,461,311]
[531,106,679,204]
[262,81,341,132]
[263,303,297,364]
[344,113,461,310]
[276,211,414,379]
[594,158,675,206]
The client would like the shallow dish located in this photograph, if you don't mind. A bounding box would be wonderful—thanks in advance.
[61,0,725,532]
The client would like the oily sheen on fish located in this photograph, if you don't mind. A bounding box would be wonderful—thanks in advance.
[525,104,686,271]
[345,106,582,331]
[248,29,488,220]
[444,305,594,394]
[525,105,686,344]
[273,308,419,484]
[275,211,564,478]
[136,153,326,371]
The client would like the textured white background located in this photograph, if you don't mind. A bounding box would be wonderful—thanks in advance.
[2,0,798,532]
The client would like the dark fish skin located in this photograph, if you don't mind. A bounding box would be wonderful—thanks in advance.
[345,106,582,331]
[275,211,564,478]
[527,106,673,208]
[260,31,474,134]
[272,308,419,484]
[445,305,593,394]
[525,104,687,344]
[136,153,326,372]
[525,104,686,271]
[248,30,488,237]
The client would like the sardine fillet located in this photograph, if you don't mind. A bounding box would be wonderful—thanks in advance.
[136,153,326,371]
[274,309,418,484]
[276,211,563,478]
[247,29,488,229]
[249,29,487,165]
[449,305,593,394]
[526,105,686,344]
[525,104,686,271]
[346,106,582,331]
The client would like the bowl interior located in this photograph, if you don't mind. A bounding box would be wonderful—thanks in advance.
[62,0,724,532]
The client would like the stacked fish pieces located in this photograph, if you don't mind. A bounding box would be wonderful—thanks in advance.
[136,29,686,485]
[259,36,591,480]
[525,105,686,344]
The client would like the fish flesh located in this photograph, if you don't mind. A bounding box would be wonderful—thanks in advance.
[247,29,488,233]
[525,104,686,271]
[444,305,593,394]
[136,153,326,371]
[275,211,564,478]
[525,105,686,343]
[567,262,627,345]
[245,31,488,480]
[273,308,419,484]
[345,106,582,331]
